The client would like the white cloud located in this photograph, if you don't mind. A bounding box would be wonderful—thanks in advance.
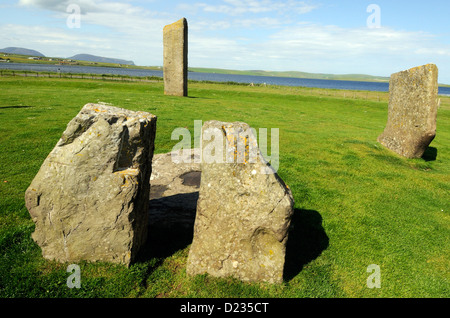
[188,22,450,80]
[190,16,282,31]
[18,0,168,35]
[18,0,141,14]
[14,0,176,65]
[195,0,318,16]
[6,1,450,82]
[0,23,113,56]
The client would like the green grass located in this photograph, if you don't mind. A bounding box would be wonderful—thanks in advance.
[0,76,449,298]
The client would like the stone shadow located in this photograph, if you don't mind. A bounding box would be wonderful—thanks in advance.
[421,147,437,162]
[0,105,34,109]
[135,150,329,281]
[283,208,329,281]
[135,192,198,262]
[138,196,329,284]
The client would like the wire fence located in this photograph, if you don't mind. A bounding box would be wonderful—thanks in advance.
[0,69,163,83]
[0,68,395,102]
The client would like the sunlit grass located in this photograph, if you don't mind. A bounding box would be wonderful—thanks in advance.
[0,76,448,298]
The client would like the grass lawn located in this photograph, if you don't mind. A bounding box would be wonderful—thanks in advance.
[0,76,448,298]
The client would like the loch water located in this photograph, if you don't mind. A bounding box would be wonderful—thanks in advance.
[1,63,449,95]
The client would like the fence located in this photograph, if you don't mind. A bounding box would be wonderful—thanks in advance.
[0,69,163,83]
[0,69,393,102]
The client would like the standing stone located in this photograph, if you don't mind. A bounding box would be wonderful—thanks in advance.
[186,121,294,284]
[163,18,188,97]
[378,64,439,158]
[25,103,157,266]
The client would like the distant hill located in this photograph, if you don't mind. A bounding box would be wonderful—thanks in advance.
[189,67,390,82]
[0,47,45,57]
[69,54,135,66]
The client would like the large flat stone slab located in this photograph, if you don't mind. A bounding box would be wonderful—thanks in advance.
[149,149,201,229]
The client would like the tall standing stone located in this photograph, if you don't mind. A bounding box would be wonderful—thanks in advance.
[378,64,439,158]
[163,18,188,97]
[25,103,157,266]
[186,121,294,284]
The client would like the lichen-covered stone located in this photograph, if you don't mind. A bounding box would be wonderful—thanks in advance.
[163,18,188,97]
[186,121,294,284]
[378,64,439,158]
[25,103,157,266]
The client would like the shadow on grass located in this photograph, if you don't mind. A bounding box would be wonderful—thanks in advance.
[283,209,329,281]
[0,105,34,109]
[136,196,329,284]
[422,147,437,162]
[135,192,197,263]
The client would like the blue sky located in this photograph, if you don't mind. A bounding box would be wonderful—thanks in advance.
[1,0,449,83]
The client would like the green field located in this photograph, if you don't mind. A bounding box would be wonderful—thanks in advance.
[0,75,449,298]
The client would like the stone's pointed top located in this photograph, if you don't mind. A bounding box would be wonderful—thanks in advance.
[164,17,188,31]
[81,103,157,119]
[393,64,438,84]
[400,63,437,74]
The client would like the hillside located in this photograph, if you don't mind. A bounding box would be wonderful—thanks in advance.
[0,47,45,57]
[189,67,390,82]
[69,54,135,66]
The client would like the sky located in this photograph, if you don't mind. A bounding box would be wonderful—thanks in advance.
[1,0,449,83]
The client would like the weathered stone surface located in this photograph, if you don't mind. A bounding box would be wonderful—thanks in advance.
[25,103,157,266]
[186,121,294,284]
[163,18,188,97]
[378,64,439,158]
